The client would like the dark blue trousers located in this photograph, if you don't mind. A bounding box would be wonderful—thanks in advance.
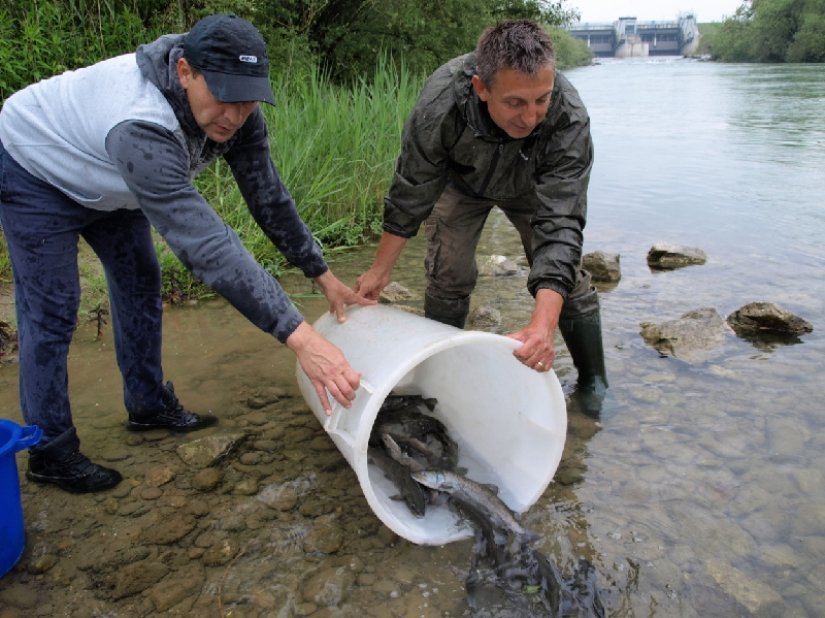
[0,141,166,447]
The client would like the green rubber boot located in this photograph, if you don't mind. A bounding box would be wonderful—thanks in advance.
[559,305,609,418]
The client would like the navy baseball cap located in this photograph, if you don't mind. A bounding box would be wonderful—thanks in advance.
[183,14,276,105]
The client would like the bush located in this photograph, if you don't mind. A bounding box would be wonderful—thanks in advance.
[549,26,593,69]
[710,0,825,62]
[0,1,175,101]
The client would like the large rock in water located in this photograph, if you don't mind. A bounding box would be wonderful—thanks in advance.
[469,304,502,329]
[727,302,814,338]
[640,307,728,363]
[647,242,707,270]
[582,250,621,283]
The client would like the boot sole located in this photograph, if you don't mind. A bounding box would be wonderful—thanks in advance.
[26,470,122,494]
[126,417,218,433]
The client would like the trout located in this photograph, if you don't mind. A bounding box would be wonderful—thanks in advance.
[410,469,536,542]
[368,446,427,517]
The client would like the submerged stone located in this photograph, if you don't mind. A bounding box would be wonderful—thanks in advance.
[470,304,502,328]
[478,254,520,276]
[647,242,707,270]
[379,281,415,303]
[175,432,246,469]
[727,301,813,338]
[583,250,621,282]
[640,307,728,362]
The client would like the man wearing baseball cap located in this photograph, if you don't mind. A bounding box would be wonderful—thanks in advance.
[0,14,374,493]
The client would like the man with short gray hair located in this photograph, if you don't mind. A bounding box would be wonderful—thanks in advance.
[357,19,608,418]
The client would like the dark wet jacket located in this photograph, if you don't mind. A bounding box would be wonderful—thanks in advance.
[383,53,593,299]
[0,34,326,342]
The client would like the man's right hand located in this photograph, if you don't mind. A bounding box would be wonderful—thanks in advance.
[354,231,409,300]
[354,267,390,301]
[286,321,361,416]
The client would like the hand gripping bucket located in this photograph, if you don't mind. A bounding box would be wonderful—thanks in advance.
[296,305,566,545]
[0,419,42,577]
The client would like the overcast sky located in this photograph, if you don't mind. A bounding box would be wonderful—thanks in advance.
[570,0,744,23]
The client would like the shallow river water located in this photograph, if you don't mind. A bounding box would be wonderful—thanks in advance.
[1,59,824,617]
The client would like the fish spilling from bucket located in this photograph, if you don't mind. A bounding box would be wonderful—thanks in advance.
[367,393,458,516]
[367,392,605,616]
[413,469,605,617]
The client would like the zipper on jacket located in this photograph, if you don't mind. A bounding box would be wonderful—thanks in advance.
[478,143,504,196]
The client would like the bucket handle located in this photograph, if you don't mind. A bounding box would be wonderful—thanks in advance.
[324,379,376,434]
[14,425,43,452]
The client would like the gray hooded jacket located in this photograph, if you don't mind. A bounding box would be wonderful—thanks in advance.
[383,53,593,299]
[0,34,327,342]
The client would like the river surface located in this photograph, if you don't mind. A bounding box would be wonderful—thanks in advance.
[1,59,824,617]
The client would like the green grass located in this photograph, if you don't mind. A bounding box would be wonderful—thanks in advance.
[0,60,421,324]
[270,59,414,240]
[193,57,420,287]
[1,40,591,320]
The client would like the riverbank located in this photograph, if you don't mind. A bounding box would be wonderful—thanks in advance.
[1,365,429,617]
[0,268,594,617]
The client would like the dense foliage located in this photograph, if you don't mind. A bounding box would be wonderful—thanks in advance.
[707,0,825,62]
[287,0,583,81]
[0,0,585,100]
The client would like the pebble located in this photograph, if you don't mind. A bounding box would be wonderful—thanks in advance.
[191,467,223,491]
[138,486,163,500]
[2,348,817,618]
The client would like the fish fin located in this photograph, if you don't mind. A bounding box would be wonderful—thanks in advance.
[481,482,500,495]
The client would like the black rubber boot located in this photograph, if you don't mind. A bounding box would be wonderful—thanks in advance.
[424,293,471,329]
[27,428,122,493]
[127,381,218,432]
[559,303,609,419]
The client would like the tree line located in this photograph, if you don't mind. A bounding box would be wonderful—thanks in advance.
[0,0,587,102]
[708,0,825,62]
[3,0,821,107]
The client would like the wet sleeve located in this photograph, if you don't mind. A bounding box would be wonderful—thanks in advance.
[382,95,452,238]
[106,120,305,343]
[222,110,328,279]
[527,83,593,299]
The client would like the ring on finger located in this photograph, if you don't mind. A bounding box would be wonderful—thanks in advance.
[537,361,545,369]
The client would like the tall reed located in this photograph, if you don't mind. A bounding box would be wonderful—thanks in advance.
[197,57,421,280]
[0,55,419,308]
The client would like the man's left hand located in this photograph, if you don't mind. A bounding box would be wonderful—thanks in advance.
[507,288,563,372]
[509,323,556,372]
[315,270,376,322]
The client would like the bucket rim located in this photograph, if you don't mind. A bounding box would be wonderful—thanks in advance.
[297,304,567,545]
[0,419,23,456]
[324,327,530,432]
[0,419,43,455]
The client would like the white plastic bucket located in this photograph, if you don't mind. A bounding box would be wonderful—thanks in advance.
[296,304,566,545]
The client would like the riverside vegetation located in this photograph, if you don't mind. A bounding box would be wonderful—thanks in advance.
[702,0,825,62]
[0,0,591,321]
[3,0,821,324]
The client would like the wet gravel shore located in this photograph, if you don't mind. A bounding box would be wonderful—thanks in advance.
[0,383,475,618]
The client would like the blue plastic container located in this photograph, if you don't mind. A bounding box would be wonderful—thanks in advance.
[0,419,42,578]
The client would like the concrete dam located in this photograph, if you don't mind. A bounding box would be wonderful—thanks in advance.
[567,15,700,58]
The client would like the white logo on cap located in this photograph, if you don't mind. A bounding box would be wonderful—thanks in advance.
[239,55,258,63]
